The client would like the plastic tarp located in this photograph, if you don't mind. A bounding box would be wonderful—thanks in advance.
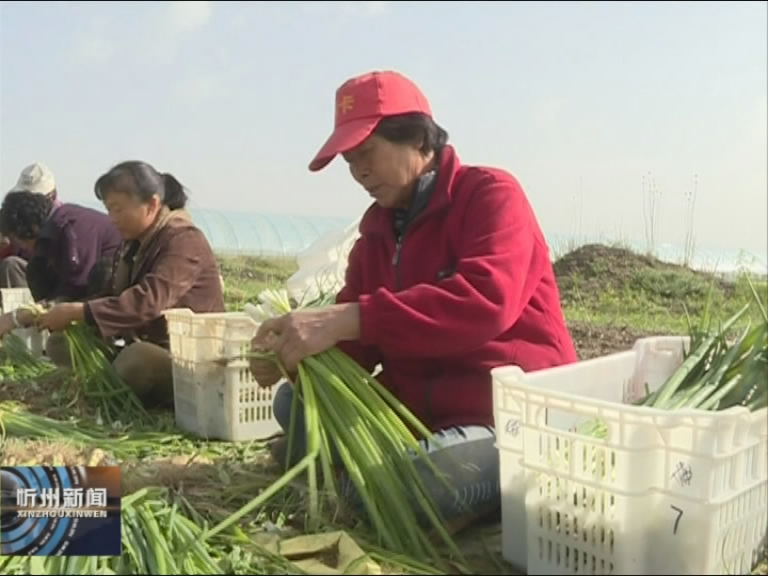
[286,218,361,304]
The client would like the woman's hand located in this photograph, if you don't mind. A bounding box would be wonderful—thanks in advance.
[16,309,38,328]
[36,302,85,332]
[248,356,284,389]
[252,303,361,373]
[0,313,15,338]
[0,309,39,338]
[248,330,283,388]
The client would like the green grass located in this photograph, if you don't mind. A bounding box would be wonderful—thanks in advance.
[552,244,766,334]
[218,254,297,311]
[1,243,763,575]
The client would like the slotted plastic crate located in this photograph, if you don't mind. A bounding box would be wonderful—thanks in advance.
[164,308,282,442]
[0,288,46,357]
[492,336,768,575]
[0,287,34,311]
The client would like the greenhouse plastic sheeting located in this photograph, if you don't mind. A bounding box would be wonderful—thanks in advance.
[187,209,352,256]
[78,202,353,258]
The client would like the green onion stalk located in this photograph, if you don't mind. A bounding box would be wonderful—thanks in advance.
[0,332,57,382]
[14,303,151,426]
[209,288,465,570]
[63,323,151,426]
[0,400,203,461]
[0,487,304,575]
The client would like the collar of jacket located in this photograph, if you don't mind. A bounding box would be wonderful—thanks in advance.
[37,202,65,241]
[361,144,461,238]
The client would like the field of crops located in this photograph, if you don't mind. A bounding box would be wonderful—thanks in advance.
[0,294,507,575]
[0,246,765,575]
[1,336,482,575]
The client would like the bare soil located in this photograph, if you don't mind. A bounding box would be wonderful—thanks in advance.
[568,320,654,360]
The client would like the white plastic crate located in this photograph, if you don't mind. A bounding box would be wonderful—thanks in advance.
[492,336,768,575]
[0,287,34,312]
[0,288,46,358]
[164,308,282,442]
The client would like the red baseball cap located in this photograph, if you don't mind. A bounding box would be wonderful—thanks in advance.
[308,70,433,172]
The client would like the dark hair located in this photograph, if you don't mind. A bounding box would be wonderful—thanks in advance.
[94,160,188,210]
[373,113,449,154]
[0,191,54,240]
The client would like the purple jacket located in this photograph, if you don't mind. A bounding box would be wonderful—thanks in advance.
[27,203,122,302]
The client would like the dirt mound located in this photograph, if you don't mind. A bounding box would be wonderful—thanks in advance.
[555,244,663,279]
[553,243,734,317]
[567,321,653,360]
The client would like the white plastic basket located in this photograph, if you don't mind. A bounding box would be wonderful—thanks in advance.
[0,287,34,312]
[0,288,46,358]
[492,335,768,575]
[164,308,282,442]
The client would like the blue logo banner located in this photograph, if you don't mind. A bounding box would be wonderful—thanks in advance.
[0,466,121,557]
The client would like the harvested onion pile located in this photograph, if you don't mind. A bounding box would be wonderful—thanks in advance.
[12,303,149,425]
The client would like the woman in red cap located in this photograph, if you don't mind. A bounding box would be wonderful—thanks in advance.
[250,70,578,535]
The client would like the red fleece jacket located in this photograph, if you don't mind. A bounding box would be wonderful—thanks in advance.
[336,145,578,432]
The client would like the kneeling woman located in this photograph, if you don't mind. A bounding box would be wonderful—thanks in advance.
[36,161,225,409]
[249,70,579,537]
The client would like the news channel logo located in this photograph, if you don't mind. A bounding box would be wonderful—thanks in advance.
[0,466,121,557]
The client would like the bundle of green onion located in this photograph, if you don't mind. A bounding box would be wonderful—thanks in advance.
[0,333,56,383]
[13,303,150,426]
[0,488,227,575]
[63,323,150,425]
[578,277,767,436]
[227,289,463,568]
[1,484,379,575]
[640,304,767,412]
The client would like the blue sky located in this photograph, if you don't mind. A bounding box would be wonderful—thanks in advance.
[1,1,766,255]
